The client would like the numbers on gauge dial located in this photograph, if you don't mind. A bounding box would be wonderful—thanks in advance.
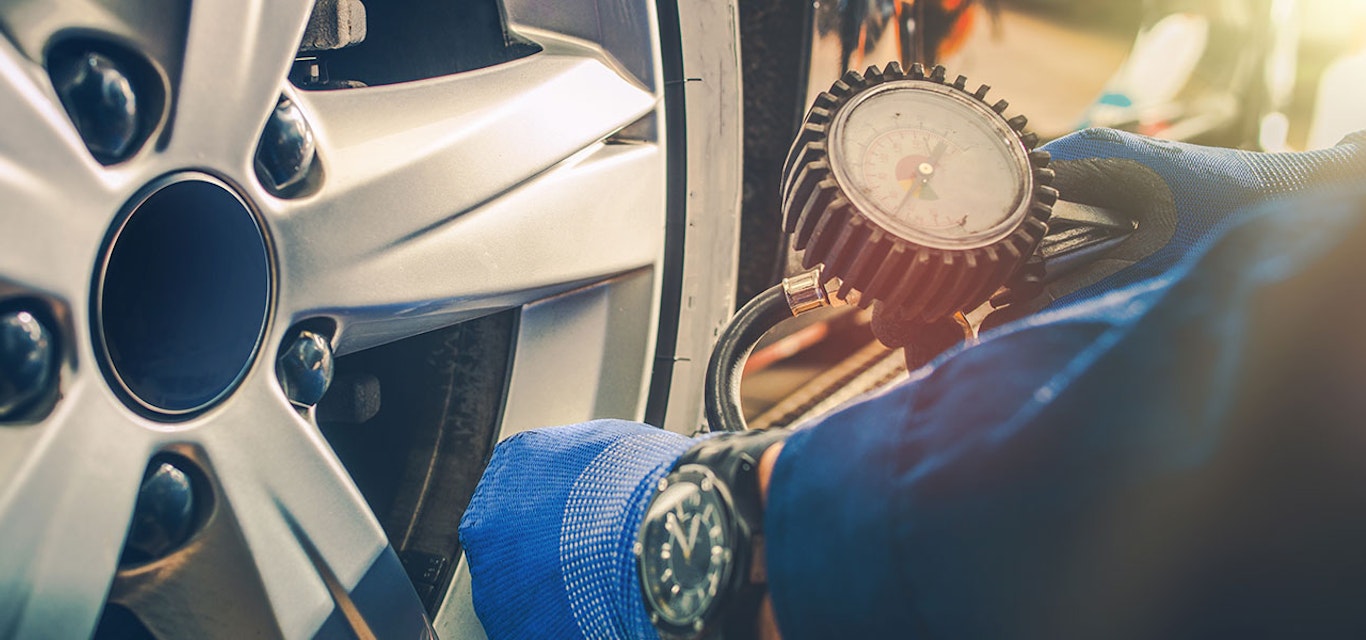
[833,85,1028,248]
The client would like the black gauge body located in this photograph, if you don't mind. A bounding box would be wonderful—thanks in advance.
[782,62,1057,321]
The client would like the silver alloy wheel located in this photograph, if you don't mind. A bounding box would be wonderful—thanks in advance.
[0,0,741,636]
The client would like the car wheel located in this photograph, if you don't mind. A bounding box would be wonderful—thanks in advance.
[0,0,742,636]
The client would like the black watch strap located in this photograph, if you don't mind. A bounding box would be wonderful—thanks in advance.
[674,427,790,540]
[675,427,790,638]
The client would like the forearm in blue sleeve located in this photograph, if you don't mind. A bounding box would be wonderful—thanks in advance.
[764,187,1366,639]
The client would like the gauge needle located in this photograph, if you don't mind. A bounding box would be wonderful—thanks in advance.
[894,139,948,216]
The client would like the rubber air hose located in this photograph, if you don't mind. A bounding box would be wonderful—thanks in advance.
[703,283,792,432]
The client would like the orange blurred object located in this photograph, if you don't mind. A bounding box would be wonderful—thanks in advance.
[938,1,979,58]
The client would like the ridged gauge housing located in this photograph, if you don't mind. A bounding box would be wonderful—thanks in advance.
[782,62,1057,321]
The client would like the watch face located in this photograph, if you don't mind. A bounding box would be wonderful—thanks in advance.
[828,80,1032,250]
[638,468,733,630]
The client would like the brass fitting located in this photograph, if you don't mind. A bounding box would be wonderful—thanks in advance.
[782,268,856,316]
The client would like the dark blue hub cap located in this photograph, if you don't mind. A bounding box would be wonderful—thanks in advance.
[97,174,272,416]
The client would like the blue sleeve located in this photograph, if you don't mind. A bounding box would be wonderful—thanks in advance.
[764,186,1366,638]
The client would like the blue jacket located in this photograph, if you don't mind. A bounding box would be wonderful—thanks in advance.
[766,185,1366,638]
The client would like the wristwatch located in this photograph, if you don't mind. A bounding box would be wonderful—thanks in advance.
[635,428,790,639]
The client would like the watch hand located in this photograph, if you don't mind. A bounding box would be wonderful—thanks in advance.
[685,516,702,560]
[665,513,689,560]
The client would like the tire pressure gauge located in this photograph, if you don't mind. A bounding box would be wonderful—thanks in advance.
[783,62,1057,322]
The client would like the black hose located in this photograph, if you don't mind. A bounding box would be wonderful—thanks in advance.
[704,283,792,432]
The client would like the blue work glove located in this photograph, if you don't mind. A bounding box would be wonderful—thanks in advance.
[458,420,696,640]
[1028,128,1366,310]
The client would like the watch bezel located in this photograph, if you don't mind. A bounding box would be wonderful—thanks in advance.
[636,464,740,638]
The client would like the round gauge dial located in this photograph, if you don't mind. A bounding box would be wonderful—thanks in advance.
[638,474,732,628]
[829,81,1032,250]
[781,62,1055,320]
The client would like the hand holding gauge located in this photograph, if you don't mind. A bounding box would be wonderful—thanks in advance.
[783,62,1057,323]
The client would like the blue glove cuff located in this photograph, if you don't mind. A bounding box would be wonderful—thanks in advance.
[460,420,696,640]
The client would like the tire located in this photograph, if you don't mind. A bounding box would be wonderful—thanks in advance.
[0,0,743,636]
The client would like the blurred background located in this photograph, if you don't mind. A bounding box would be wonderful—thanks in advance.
[740,0,1366,428]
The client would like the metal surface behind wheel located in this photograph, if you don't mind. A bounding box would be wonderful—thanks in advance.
[0,0,742,636]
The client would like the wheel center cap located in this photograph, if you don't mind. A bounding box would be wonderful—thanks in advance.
[95,173,272,417]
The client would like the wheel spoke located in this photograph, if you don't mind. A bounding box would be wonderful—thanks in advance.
[0,153,108,298]
[288,142,664,354]
[167,0,314,171]
[0,184,103,300]
[0,39,107,204]
[274,47,663,353]
[0,382,154,639]
[0,41,116,297]
[184,375,389,637]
